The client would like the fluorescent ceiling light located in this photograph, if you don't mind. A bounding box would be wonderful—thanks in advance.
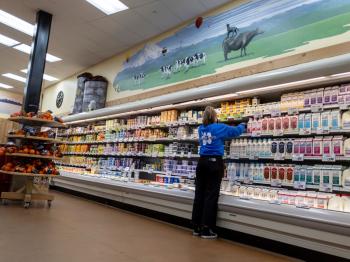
[0,83,13,89]
[0,33,19,46]
[21,69,58,81]
[13,44,62,62]
[85,0,128,15]
[2,73,26,83]
[0,9,34,36]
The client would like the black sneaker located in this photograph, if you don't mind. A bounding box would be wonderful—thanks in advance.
[200,227,218,239]
[193,225,201,236]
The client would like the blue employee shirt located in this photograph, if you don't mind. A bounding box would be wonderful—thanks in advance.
[198,123,245,156]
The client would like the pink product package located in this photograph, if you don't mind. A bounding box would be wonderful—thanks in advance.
[305,138,313,156]
[293,139,300,154]
[313,137,323,156]
[323,137,333,155]
[332,136,344,156]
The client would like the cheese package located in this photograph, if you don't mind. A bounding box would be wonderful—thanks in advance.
[312,113,320,132]
[341,110,350,129]
[344,138,350,157]
[331,110,341,130]
[342,168,350,188]
[328,196,343,211]
[342,197,350,213]
[321,111,331,130]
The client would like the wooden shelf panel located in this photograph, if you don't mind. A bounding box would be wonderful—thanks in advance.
[8,117,66,128]
[7,135,62,143]
[6,153,63,160]
[0,170,58,178]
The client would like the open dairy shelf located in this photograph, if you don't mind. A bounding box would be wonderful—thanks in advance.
[62,152,200,158]
[6,153,63,161]
[227,155,350,163]
[7,135,62,143]
[64,137,198,145]
[0,170,58,178]
[9,117,66,128]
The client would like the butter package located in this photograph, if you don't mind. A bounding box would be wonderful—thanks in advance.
[341,110,350,129]
[312,113,321,132]
[322,136,333,155]
[331,110,341,130]
[321,111,331,130]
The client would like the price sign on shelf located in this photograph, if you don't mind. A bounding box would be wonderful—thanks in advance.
[254,112,263,119]
[287,108,298,115]
[270,110,281,117]
[311,105,323,113]
[322,154,336,162]
[271,180,282,187]
[230,153,240,159]
[319,184,333,192]
[293,181,306,190]
[340,104,350,110]
[292,154,304,161]
[273,129,284,137]
[274,155,284,161]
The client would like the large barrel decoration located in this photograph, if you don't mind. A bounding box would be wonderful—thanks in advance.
[82,76,108,112]
[72,72,92,114]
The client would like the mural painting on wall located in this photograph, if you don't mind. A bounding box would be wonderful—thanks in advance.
[113,0,350,93]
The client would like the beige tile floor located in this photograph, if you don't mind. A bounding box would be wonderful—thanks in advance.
[0,191,300,262]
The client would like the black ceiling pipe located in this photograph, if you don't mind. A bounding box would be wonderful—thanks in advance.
[23,10,52,113]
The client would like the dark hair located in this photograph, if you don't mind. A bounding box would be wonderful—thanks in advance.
[203,106,217,126]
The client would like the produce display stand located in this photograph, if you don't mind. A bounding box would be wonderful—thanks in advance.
[1,117,64,208]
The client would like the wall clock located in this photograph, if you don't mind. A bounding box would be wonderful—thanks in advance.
[56,91,64,108]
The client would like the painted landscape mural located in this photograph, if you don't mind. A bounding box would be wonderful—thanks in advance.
[113,0,350,93]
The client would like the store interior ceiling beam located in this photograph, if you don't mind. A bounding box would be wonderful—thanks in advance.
[63,53,350,124]
[23,10,52,113]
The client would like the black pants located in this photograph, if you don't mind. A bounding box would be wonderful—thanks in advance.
[191,156,224,229]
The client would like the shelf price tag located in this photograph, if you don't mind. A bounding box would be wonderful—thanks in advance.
[292,154,304,161]
[287,108,298,115]
[230,153,240,159]
[319,184,333,192]
[271,180,282,187]
[311,105,323,113]
[254,112,263,119]
[293,181,306,190]
[249,153,259,160]
[299,129,311,135]
[251,131,261,137]
[274,154,285,161]
[243,177,253,184]
[340,104,350,110]
[187,152,192,158]
[270,110,281,117]
[322,154,336,162]
[273,129,284,137]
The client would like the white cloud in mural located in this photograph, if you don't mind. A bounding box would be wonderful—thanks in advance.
[123,43,163,68]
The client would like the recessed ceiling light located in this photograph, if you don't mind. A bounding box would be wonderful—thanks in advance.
[21,69,58,81]
[0,33,19,47]
[85,0,128,15]
[0,9,34,36]
[0,83,14,89]
[2,73,26,83]
[13,44,62,62]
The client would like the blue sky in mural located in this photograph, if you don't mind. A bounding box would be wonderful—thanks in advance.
[123,0,321,69]
[160,0,321,50]
[115,0,350,91]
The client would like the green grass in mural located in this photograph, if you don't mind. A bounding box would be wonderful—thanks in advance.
[117,12,350,91]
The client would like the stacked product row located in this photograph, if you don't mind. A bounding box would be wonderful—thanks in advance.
[229,136,350,159]
[226,162,348,188]
[222,182,350,212]
[60,142,198,156]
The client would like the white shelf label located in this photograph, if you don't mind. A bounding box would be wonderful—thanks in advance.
[340,104,350,110]
[270,110,281,117]
[274,155,285,161]
[288,108,298,115]
[230,153,240,159]
[273,130,284,136]
[293,181,306,190]
[322,154,336,162]
[311,105,323,113]
[319,184,332,192]
[271,180,282,187]
[292,154,304,161]
[187,152,192,158]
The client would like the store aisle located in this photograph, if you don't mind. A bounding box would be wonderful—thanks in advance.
[0,192,298,262]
